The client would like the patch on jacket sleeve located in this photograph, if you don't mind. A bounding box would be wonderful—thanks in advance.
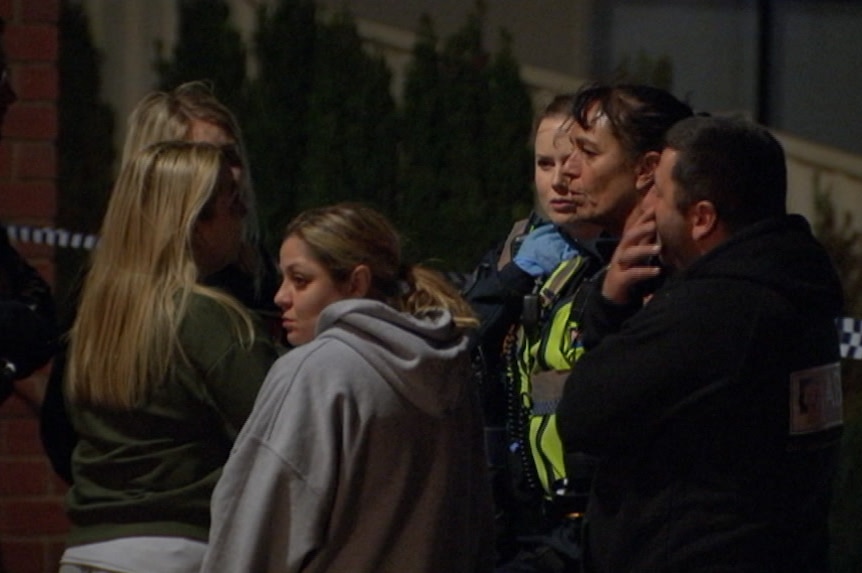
[788,362,843,436]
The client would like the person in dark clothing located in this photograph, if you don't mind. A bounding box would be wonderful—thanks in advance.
[557,115,843,573]
[465,86,693,572]
[40,81,281,484]
[0,17,58,403]
[0,226,58,399]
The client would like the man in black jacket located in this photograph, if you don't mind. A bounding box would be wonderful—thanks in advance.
[558,115,843,572]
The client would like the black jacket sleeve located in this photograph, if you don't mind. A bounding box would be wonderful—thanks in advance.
[40,342,75,483]
[579,280,643,351]
[40,269,84,485]
[0,228,58,388]
[464,254,535,357]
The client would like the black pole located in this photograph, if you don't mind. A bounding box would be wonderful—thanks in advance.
[757,0,773,125]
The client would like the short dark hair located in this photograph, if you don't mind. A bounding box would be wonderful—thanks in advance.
[572,83,693,160]
[665,115,787,231]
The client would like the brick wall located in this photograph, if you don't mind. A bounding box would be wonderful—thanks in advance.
[0,1,67,573]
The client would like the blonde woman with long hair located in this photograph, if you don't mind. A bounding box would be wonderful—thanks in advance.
[59,141,278,573]
[121,80,276,313]
[42,81,280,484]
[202,203,494,573]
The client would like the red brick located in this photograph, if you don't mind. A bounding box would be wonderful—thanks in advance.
[0,1,12,23]
[47,468,69,496]
[15,65,58,101]
[22,0,59,24]
[0,417,43,456]
[30,257,55,286]
[0,499,69,535]
[5,237,55,260]
[0,181,57,218]
[13,374,47,411]
[0,539,47,573]
[16,142,56,179]
[23,255,57,284]
[0,387,40,418]
[0,363,52,394]
[5,25,58,62]
[46,537,67,571]
[0,143,11,177]
[0,535,68,572]
[0,460,50,496]
[2,104,57,140]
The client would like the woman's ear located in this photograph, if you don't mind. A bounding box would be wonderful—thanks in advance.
[347,264,372,298]
[635,151,661,193]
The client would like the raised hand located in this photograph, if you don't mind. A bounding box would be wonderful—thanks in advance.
[601,207,662,304]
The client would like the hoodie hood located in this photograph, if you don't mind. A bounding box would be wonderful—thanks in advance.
[314,298,471,417]
[682,214,844,316]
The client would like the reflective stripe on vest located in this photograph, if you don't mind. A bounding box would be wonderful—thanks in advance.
[514,256,590,496]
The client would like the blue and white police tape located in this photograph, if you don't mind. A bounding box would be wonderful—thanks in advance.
[5,223,98,251]
[6,223,862,361]
[839,317,862,361]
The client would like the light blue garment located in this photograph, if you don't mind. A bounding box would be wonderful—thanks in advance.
[513,224,579,277]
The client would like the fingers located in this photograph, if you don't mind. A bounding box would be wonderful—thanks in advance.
[620,207,657,249]
[602,253,661,304]
[602,212,662,304]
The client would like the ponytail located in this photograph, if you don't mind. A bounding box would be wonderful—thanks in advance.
[395,265,478,330]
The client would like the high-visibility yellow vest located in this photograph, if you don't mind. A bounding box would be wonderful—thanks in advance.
[507,255,594,497]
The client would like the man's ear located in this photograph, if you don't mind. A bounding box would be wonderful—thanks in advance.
[635,151,661,193]
[347,264,372,298]
[690,200,719,241]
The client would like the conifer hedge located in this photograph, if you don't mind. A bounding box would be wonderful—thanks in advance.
[155,0,533,271]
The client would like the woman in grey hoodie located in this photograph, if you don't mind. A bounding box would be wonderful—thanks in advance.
[202,203,494,573]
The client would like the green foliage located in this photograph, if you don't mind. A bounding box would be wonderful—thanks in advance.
[245,0,317,246]
[397,7,533,270]
[154,0,248,114]
[832,414,862,573]
[811,176,862,572]
[398,9,488,269]
[483,29,535,228]
[813,181,862,317]
[811,178,862,406]
[56,0,115,317]
[149,0,534,270]
[299,10,398,214]
[614,49,674,91]
[243,1,399,250]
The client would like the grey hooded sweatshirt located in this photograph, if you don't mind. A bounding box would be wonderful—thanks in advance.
[201,298,493,573]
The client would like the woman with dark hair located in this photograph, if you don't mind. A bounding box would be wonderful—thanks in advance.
[467,84,693,572]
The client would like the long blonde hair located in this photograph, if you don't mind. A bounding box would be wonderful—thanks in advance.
[67,141,256,409]
[285,203,478,330]
[121,81,261,274]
